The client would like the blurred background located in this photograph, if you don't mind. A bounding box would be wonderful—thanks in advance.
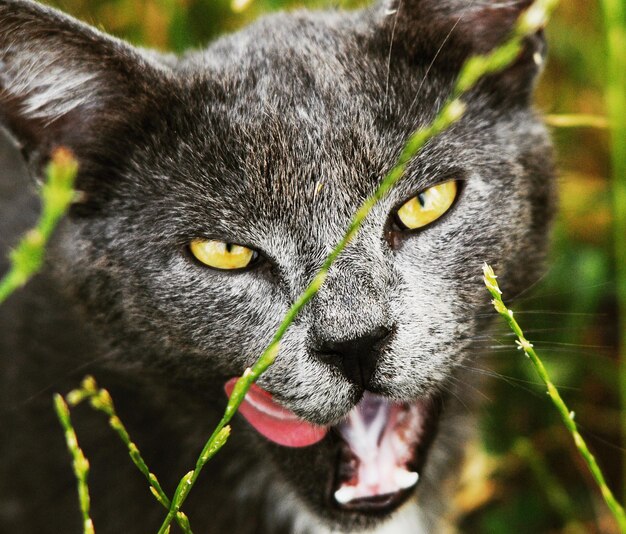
[44,0,624,531]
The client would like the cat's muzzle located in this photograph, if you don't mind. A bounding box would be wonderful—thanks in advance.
[224,379,441,515]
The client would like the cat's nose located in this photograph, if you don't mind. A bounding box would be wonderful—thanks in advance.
[314,327,392,388]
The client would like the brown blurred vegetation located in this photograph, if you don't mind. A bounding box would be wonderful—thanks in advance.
[48,0,623,531]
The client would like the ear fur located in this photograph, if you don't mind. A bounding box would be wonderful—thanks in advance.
[384,0,537,52]
[376,0,546,97]
[0,0,171,165]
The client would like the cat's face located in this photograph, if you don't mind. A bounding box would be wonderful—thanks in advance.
[0,0,554,530]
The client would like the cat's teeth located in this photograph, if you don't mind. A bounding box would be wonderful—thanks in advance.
[334,486,357,504]
[394,469,419,490]
[334,471,418,504]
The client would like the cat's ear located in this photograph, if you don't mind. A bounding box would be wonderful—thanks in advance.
[375,0,545,96]
[0,0,169,168]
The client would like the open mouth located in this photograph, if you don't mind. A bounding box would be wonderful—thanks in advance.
[224,379,440,514]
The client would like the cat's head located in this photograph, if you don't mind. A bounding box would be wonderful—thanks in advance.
[0,0,554,529]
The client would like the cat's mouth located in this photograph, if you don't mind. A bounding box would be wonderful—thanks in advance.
[224,379,440,514]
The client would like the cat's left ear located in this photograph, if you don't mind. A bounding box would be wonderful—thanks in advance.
[374,0,546,98]
[0,0,171,174]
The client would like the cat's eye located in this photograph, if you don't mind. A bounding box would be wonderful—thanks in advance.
[394,181,458,231]
[189,239,258,270]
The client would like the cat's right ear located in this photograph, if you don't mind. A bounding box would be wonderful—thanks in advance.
[0,0,170,170]
[373,0,545,99]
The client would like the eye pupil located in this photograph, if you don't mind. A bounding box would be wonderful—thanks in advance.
[417,193,426,208]
[225,243,233,253]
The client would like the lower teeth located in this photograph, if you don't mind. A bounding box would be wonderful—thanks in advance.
[334,486,357,505]
[333,469,419,505]
[395,469,419,489]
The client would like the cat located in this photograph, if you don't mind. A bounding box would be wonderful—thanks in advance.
[0,0,555,532]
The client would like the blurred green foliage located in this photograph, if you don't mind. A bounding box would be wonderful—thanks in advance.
[48,0,623,531]
[0,149,77,304]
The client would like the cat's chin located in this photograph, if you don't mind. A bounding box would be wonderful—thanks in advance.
[224,379,441,516]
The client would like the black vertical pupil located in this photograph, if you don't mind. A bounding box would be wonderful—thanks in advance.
[417,193,426,207]
[225,243,233,252]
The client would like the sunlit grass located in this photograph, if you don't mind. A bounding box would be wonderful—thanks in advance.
[484,264,626,532]
[600,0,626,505]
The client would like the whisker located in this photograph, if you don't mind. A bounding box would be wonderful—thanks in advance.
[468,339,612,352]
[447,373,492,402]
[404,4,471,118]
[457,366,534,394]
[514,281,613,304]
[480,346,610,360]
[467,326,595,339]
[577,425,625,454]
[456,364,537,385]
[438,380,473,413]
[476,310,605,318]
[4,356,111,409]
[383,2,400,110]
[462,362,583,394]
[472,344,517,351]
[466,329,584,343]
[533,341,611,349]
[508,267,554,302]
[482,374,544,399]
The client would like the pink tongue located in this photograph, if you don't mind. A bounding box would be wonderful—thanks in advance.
[224,378,328,448]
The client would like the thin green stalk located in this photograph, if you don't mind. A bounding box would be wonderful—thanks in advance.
[599,0,626,505]
[157,2,560,531]
[64,377,192,533]
[484,264,626,532]
[0,148,77,304]
[544,113,609,129]
[54,394,95,534]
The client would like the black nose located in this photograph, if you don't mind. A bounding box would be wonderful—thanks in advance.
[315,326,392,388]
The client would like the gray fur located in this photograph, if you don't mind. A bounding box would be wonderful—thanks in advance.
[0,0,554,532]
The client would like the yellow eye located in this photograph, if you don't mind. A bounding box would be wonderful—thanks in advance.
[395,181,458,230]
[189,239,257,270]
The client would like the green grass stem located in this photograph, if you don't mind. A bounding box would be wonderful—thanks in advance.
[544,113,609,129]
[484,263,626,532]
[53,394,95,534]
[599,0,626,505]
[64,377,193,533]
[0,148,77,304]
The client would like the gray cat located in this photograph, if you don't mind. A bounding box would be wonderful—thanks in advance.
[0,0,554,532]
